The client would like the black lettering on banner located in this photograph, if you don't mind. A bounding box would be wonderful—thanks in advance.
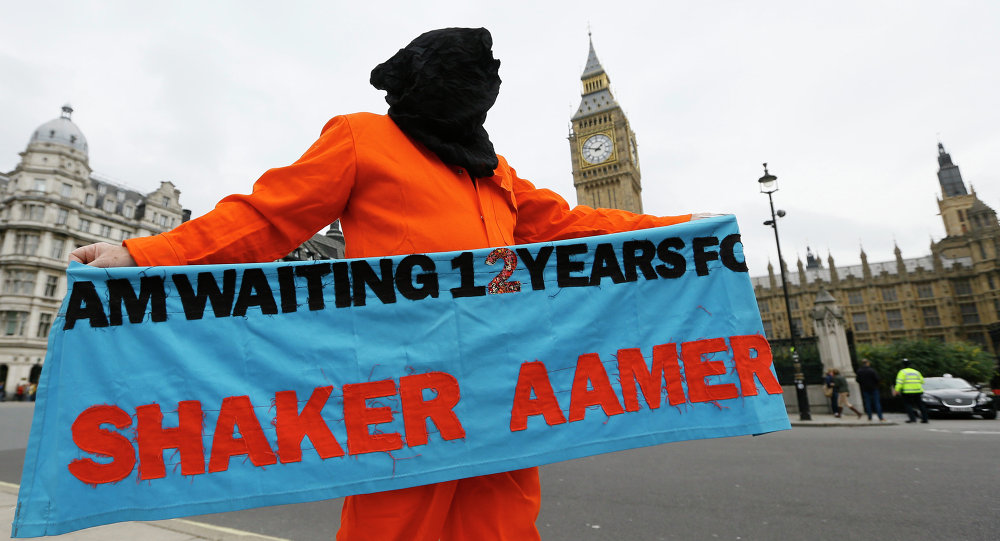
[515,246,552,291]
[693,236,720,276]
[720,234,749,272]
[352,259,397,306]
[556,243,590,288]
[450,251,486,298]
[622,240,658,282]
[396,254,439,301]
[63,280,109,330]
[107,277,167,326]
[589,243,626,286]
[277,266,298,313]
[296,263,332,310]
[331,262,352,308]
[173,270,237,320]
[655,237,686,279]
[232,268,279,317]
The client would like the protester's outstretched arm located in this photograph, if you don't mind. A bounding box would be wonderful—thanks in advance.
[69,242,137,268]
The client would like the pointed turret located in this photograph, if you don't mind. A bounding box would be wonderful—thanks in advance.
[572,33,619,120]
[937,142,968,198]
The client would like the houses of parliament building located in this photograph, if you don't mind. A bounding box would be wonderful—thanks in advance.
[566,38,1000,357]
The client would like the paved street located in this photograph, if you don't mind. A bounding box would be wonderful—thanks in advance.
[2,402,998,540]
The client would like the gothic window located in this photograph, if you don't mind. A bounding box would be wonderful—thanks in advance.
[922,306,940,327]
[953,279,973,296]
[789,297,799,310]
[13,233,40,255]
[959,302,979,324]
[852,312,868,331]
[916,283,934,298]
[848,290,863,305]
[758,300,769,313]
[886,309,904,329]
[1,311,29,336]
[881,287,898,301]
[37,313,53,338]
[44,275,59,297]
[762,320,773,337]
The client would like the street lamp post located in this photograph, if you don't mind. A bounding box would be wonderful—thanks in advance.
[758,163,811,421]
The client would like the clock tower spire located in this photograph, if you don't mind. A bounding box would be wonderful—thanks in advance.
[569,34,643,212]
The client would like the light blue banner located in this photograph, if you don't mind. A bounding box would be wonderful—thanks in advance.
[13,215,789,537]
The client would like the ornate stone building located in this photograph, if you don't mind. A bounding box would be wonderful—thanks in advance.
[0,105,186,393]
[752,143,1000,355]
[569,36,643,213]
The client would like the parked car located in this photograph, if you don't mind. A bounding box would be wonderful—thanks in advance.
[921,376,997,419]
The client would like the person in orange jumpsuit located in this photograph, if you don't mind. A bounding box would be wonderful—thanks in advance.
[71,28,693,541]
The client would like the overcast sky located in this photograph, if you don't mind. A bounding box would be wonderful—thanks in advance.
[2,1,998,276]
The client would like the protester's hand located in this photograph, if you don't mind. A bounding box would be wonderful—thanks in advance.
[69,242,137,268]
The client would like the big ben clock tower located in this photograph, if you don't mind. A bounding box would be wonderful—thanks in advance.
[569,35,643,213]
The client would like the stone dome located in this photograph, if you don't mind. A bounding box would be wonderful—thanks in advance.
[29,104,88,153]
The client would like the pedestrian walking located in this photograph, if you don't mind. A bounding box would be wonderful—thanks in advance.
[832,369,862,419]
[855,359,884,421]
[894,358,928,423]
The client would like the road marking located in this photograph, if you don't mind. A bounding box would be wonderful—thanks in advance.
[960,430,1000,435]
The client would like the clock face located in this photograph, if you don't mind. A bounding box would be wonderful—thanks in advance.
[582,133,614,164]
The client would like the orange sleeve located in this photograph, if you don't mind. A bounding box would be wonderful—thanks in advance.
[124,116,358,266]
[507,161,691,244]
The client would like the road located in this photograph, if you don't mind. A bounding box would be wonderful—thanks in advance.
[2,402,998,540]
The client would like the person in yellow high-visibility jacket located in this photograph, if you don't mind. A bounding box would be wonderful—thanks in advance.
[893,358,929,423]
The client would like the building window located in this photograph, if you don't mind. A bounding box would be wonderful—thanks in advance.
[78,218,92,233]
[33,178,47,192]
[881,287,898,302]
[50,237,65,259]
[848,291,863,305]
[3,270,35,295]
[158,214,170,227]
[758,300,769,313]
[762,320,773,337]
[1,311,29,336]
[85,193,95,206]
[21,203,45,221]
[886,309,904,329]
[123,205,134,218]
[13,233,40,255]
[56,208,68,225]
[162,196,170,207]
[953,279,973,296]
[61,183,73,197]
[959,302,979,324]
[103,199,116,213]
[97,184,107,195]
[790,318,802,337]
[852,312,868,331]
[37,313,53,338]
[117,191,126,202]
[917,283,934,298]
[789,298,799,310]
[44,275,59,297]
[922,306,941,327]
[99,224,112,238]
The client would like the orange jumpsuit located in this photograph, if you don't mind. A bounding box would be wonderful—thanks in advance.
[123,112,691,540]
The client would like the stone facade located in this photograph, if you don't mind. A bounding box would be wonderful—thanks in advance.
[0,106,186,395]
[569,36,643,213]
[753,144,1000,355]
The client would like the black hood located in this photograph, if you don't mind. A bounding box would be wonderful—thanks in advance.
[371,27,501,178]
